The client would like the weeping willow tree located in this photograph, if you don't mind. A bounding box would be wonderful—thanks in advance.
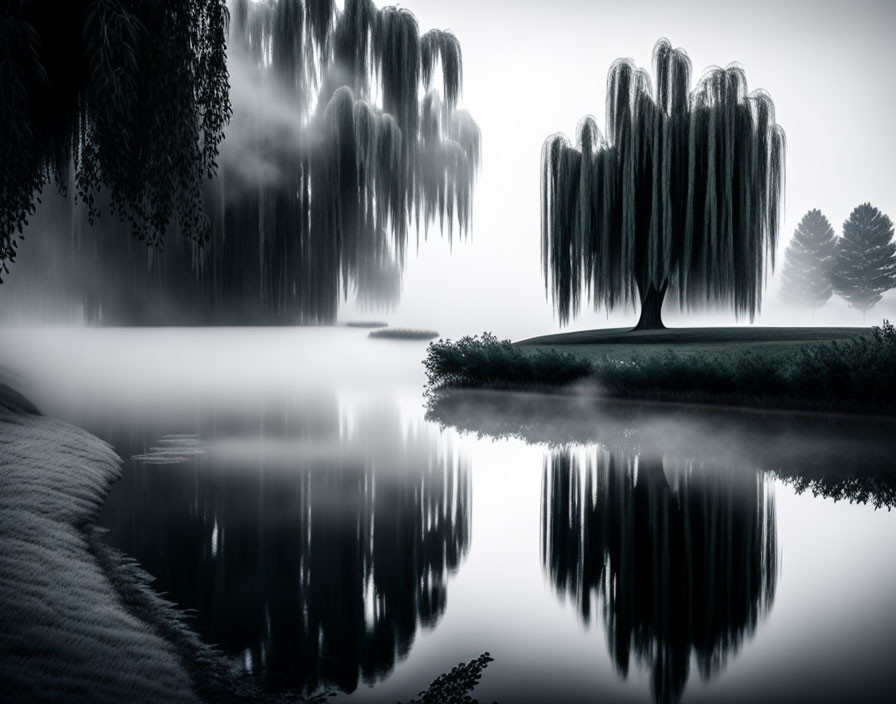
[1,0,480,324]
[542,39,785,329]
[0,0,230,283]
[542,448,778,703]
[211,0,480,323]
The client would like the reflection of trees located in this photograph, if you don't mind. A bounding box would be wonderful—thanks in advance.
[542,448,778,704]
[427,388,896,509]
[100,399,470,696]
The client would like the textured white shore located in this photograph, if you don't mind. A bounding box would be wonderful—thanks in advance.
[0,383,197,703]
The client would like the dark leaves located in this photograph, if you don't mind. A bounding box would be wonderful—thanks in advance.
[541,39,785,325]
[0,0,232,272]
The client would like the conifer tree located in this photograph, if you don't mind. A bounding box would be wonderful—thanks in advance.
[780,209,837,310]
[832,203,896,319]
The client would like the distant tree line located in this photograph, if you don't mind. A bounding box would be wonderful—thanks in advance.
[781,203,896,319]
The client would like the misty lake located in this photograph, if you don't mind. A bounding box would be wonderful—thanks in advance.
[2,327,895,703]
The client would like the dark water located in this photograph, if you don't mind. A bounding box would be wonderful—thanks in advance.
[2,329,896,703]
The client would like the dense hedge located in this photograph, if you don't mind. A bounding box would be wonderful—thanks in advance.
[424,333,593,389]
[424,323,896,414]
[593,321,895,411]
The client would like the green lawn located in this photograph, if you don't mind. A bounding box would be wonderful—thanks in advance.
[517,326,872,363]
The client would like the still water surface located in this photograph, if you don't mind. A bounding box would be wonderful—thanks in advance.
[2,328,895,703]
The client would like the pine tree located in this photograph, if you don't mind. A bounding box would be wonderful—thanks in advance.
[780,209,837,310]
[833,203,896,319]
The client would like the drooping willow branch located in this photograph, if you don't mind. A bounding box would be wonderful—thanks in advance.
[0,0,231,281]
[215,0,480,322]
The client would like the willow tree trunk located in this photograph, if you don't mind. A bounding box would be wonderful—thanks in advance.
[634,282,668,330]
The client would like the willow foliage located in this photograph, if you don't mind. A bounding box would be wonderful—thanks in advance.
[3,0,480,324]
[421,29,463,106]
[212,0,480,323]
[542,38,785,326]
[0,0,231,282]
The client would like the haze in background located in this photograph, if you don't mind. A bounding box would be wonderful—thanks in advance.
[354,0,896,339]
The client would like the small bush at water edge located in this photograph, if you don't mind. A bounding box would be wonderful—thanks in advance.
[424,333,593,389]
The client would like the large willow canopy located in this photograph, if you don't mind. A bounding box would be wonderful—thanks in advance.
[542,39,785,327]
[1,0,480,324]
[0,0,230,282]
[210,0,480,323]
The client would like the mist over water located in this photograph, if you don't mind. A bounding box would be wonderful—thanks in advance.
[2,327,895,702]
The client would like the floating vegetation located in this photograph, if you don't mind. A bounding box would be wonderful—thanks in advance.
[344,320,389,328]
[129,435,206,465]
[542,38,785,328]
[369,327,439,340]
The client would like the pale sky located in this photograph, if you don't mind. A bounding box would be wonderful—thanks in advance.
[344,0,896,339]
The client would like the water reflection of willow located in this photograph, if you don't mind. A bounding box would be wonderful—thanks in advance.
[100,400,470,696]
[427,388,896,509]
[542,448,778,704]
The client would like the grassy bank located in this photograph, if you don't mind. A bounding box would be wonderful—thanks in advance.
[0,383,492,703]
[0,383,198,702]
[424,324,894,415]
[0,384,299,703]
[518,326,871,364]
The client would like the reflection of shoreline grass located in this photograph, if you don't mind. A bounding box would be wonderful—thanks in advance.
[344,321,388,328]
[424,324,896,415]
